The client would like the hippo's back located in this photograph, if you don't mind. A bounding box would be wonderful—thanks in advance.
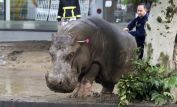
[81,17,137,83]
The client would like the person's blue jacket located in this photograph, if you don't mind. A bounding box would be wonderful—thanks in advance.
[127,14,148,46]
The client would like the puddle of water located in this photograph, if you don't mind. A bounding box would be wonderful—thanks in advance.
[0,54,7,65]
[0,69,55,97]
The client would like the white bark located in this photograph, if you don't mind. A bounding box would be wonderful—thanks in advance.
[144,0,177,69]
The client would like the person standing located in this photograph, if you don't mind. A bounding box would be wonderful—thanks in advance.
[123,3,148,59]
[57,0,81,25]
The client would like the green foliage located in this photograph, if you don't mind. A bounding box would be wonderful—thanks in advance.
[117,59,177,107]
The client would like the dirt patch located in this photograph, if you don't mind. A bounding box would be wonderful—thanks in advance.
[0,41,52,71]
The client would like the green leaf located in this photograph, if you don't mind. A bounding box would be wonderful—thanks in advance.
[151,92,161,101]
[120,95,127,101]
[163,92,173,99]
[155,97,167,106]
[157,66,166,74]
[164,76,177,89]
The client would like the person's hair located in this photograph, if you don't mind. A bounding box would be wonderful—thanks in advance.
[138,3,147,10]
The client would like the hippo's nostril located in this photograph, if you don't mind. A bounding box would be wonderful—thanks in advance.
[58,79,63,86]
[59,81,62,85]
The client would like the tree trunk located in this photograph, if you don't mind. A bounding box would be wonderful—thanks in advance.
[144,0,177,70]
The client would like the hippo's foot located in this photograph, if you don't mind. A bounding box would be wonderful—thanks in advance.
[69,82,97,98]
[100,87,117,98]
[101,86,114,95]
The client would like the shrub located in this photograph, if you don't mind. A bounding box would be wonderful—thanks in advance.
[117,59,177,107]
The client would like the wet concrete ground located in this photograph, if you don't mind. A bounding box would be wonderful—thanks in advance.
[0,67,59,98]
[0,41,118,105]
[0,66,117,105]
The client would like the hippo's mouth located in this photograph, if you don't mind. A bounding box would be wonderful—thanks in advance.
[45,72,78,93]
[48,83,75,93]
[49,80,76,93]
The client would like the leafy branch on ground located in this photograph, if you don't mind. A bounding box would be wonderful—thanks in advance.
[117,59,177,107]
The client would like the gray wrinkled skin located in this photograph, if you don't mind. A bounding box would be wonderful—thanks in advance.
[46,34,80,93]
[45,16,137,94]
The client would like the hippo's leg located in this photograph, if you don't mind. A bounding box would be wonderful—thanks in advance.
[70,64,100,97]
[101,83,114,94]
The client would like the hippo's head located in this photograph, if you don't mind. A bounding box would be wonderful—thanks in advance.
[45,31,91,93]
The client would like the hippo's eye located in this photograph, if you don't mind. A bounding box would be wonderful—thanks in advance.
[49,53,56,61]
[49,48,56,61]
[57,45,62,49]
[65,52,75,61]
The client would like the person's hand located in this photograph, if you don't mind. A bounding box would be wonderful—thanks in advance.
[123,28,129,31]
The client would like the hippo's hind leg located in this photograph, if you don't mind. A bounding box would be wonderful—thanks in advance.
[101,83,114,94]
[70,63,100,98]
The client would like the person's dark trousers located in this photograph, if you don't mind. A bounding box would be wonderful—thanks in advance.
[136,37,145,59]
[137,43,144,59]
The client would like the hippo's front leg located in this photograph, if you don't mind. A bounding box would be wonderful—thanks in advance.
[70,63,100,97]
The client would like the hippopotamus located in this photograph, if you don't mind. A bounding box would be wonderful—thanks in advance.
[45,16,137,97]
